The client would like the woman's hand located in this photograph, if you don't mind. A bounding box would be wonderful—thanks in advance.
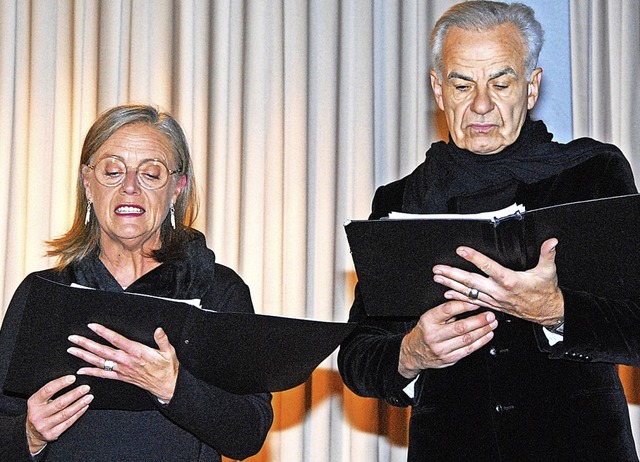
[26,375,93,454]
[432,238,564,326]
[67,324,180,403]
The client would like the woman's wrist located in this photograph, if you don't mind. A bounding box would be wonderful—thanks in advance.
[26,427,47,456]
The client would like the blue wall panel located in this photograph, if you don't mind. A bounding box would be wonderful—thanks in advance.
[522,0,572,142]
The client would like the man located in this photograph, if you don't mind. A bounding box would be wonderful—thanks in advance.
[338,2,640,461]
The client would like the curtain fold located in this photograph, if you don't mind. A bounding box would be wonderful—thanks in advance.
[2,1,639,461]
[570,0,640,174]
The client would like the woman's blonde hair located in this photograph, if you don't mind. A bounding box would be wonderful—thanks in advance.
[47,104,199,269]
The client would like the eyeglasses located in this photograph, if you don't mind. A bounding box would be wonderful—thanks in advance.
[87,156,181,190]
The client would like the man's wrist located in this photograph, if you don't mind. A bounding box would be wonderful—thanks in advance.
[544,316,565,334]
[398,333,423,379]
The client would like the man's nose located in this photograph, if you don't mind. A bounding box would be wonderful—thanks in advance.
[471,88,494,115]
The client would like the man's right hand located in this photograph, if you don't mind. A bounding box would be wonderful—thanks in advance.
[398,301,498,379]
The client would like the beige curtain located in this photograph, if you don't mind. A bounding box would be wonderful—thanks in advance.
[2,1,639,461]
[570,0,640,174]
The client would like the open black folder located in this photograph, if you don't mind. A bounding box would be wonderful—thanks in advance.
[4,276,354,410]
[345,193,640,317]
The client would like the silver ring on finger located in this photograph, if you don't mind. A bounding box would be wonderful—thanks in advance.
[468,288,480,300]
[103,359,116,372]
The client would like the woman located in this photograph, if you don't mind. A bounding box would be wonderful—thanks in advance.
[0,104,273,461]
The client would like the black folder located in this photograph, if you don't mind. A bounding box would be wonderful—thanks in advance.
[344,193,640,317]
[3,277,355,410]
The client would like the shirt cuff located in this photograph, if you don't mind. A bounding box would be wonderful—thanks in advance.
[403,376,419,398]
[543,326,564,346]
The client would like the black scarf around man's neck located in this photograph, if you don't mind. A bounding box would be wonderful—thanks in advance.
[402,117,601,213]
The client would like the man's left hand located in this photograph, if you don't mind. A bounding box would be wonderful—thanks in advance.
[432,237,564,326]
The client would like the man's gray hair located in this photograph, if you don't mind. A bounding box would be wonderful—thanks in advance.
[430,1,544,79]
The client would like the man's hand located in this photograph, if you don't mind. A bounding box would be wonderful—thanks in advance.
[432,238,564,327]
[398,300,498,379]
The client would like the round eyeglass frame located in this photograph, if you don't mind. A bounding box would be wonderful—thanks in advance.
[87,156,182,190]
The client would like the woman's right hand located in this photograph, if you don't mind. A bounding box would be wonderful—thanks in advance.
[26,375,93,454]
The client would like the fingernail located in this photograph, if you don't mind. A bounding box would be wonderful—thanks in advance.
[66,375,76,384]
[79,385,91,393]
[68,335,79,343]
[87,323,97,331]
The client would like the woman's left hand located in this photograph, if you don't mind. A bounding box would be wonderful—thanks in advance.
[67,324,179,403]
[432,238,564,326]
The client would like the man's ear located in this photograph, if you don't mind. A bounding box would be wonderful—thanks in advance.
[430,70,445,111]
[527,68,543,110]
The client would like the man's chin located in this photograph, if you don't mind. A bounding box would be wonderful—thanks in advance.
[458,136,510,156]
[464,144,505,156]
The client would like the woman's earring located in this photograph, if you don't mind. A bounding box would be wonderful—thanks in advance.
[85,201,92,225]
[170,205,176,229]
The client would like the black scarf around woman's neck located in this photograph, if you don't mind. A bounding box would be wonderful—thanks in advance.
[402,117,601,213]
[70,229,217,299]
